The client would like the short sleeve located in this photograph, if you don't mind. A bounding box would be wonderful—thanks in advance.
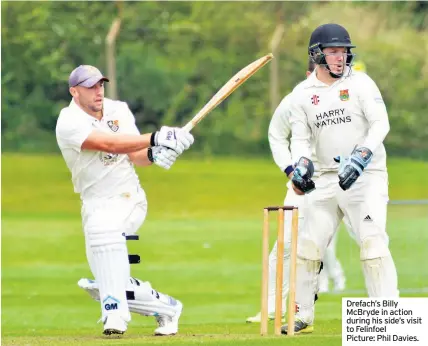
[121,102,140,135]
[56,112,93,151]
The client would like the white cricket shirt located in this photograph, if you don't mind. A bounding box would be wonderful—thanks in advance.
[289,68,389,173]
[268,93,318,174]
[56,98,142,200]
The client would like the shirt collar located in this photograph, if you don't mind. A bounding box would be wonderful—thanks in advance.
[304,68,326,88]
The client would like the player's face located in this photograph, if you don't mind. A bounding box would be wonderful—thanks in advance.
[72,80,105,113]
[323,47,347,75]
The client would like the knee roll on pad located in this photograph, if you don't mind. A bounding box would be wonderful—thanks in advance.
[86,228,127,248]
[297,238,322,261]
[360,235,390,260]
[87,232,141,264]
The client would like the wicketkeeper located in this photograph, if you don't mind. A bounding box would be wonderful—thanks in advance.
[246,59,350,324]
[282,23,399,335]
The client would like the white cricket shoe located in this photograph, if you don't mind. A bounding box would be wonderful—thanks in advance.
[154,300,183,336]
[78,278,100,301]
[246,312,285,323]
[103,315,127,336]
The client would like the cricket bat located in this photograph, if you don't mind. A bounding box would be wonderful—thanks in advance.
[182,53,274,132]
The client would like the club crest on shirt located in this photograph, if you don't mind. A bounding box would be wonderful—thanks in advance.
[339,89,349,101]
[311,95,320,105]
[107,120,119,132]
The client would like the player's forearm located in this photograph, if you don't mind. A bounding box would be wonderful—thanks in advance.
[361,118,390,154]
[128,148,153,166]
[105,133,153,153]
[82,132,153,153]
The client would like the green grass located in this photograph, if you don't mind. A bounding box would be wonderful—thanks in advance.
[2,154,428,345]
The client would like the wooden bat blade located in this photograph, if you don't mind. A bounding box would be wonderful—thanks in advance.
[183,53,273,132]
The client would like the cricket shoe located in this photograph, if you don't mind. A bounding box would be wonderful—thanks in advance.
[281,319,313,335]
[246,312,285,323]
[154,300,183,336]
[103,315,127,336]
[78,278,100,301]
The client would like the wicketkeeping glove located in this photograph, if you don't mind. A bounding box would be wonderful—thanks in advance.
[151,126,194,155]
[334,146,373,191]
[148,146,179,170]
[291,156,316,194]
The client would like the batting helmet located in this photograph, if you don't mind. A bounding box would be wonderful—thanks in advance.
[308,24,356,78]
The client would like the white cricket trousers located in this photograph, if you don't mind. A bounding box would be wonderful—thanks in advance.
[295,171,398,325]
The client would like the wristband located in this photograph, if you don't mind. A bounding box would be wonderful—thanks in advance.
[150,132,157,146]
[284,165,294,177]
[147,147,154,162]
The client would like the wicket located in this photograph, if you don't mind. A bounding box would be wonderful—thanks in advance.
[260,206,299,336]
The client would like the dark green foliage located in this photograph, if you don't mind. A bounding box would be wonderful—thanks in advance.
[2,1,427,158]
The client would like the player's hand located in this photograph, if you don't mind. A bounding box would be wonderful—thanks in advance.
[148,146,179,170]
[152,126,194,155]
[334,146,373,191]
[291,157,316,194]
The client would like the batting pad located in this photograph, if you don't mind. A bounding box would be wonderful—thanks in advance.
[78,277,180,318]
[294,257,321,325]
[90,241,131,322]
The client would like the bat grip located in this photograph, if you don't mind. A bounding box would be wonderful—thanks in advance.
[182,122,194,132]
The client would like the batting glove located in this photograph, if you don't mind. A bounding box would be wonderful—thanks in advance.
[151,126,194,155]
[148,146,180,170]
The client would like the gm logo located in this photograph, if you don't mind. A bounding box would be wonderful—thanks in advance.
[105,303,118,310]
[103,295,120,311]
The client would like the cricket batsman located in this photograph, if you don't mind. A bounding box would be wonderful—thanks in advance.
[281,23,399,334]
[56,65,194,336]
[246,59,350,324]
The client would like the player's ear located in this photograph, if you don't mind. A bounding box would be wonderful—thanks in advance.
[69,87,77,98]
[306,71,311,78]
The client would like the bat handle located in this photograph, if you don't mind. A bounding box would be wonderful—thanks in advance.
[182,122,194,132]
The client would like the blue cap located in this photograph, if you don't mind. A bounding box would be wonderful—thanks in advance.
[68,65,109,88]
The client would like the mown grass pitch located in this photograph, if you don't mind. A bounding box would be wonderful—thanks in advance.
[2,154,427,345]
